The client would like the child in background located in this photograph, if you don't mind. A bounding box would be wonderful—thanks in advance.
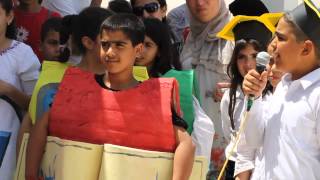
[26,13,195,180]
[14,0,60,61]
[39,17,62,62]
[16,8,113,157]
[235,43,285,179]
[242,0,320,178]
[217,0,281,178]
[135,17,214,164]
[17,17,64,154]
[0,0,40,179]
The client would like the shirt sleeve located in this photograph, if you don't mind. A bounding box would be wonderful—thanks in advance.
[234,133,256,176]
[172,107,188,130]
[317,101,320,146]
[17,44,41,95]
[191,95,214,162]
[243,97,266,149]
[221,89,232,140]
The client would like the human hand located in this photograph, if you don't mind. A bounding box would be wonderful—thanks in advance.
[212,82,231,102]
[242,69,268,98]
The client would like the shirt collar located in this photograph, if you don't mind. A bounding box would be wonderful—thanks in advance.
[282,67,320,90]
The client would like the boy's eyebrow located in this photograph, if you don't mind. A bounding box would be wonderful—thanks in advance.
[275,31,286,38]
[101,40,128,44]
[47,39,59,42]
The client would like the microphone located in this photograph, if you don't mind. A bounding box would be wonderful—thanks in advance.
[246,51,271,111]
[256,51,271,73]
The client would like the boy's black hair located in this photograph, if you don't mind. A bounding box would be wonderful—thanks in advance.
[100,13,145,46]
[40,17,62,42]
[0,0,16,39]
[108,0,133,14]
[283,13,320,59]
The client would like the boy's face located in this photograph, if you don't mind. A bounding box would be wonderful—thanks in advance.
[269,17,305,74]
[40,30,60,61]
[100,29,143,74]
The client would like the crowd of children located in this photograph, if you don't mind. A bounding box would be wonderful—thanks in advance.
[0,0,319,180]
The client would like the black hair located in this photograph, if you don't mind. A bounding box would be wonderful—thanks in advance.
[100,13,145,46]
[283,13,320,60]
[227,39,264,130]
[58,7,113,62]
[108,0,133,14]
[143,18,181,77]
[40,17,62,42]
[0,0,16,39]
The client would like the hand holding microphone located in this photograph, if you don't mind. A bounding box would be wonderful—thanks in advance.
[242,51,271,110]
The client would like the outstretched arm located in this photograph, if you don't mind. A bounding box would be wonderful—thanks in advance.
[0,80,31,110]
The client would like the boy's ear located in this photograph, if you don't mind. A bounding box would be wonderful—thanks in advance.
[81,36,95,50]
[134,43,144,58]
[7,10,14,26]
[301,40,314,57]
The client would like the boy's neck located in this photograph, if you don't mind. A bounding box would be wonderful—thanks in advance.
[18,2,41,13]
[291,60,320,80]
[105,70,139,91]
[0,37,11,52]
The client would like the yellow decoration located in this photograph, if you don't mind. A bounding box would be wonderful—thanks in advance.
[304,0,320,18]
[133,66,149,81]
[28,61,69,124]
[217,13,284,41]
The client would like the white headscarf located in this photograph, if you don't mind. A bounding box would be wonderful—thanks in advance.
[189,0,230,40]
[181,0,233,71]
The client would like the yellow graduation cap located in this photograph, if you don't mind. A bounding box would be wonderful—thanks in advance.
[217,13,283,46]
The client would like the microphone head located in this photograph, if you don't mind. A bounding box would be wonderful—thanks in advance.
[256,51,271,66]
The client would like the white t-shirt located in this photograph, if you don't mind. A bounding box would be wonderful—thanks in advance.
[0,40,40,180]
[41,0,91,16]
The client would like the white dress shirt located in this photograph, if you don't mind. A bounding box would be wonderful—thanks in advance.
[244,68,320,180]
[235,93,272,177]
[221,88,245,161]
